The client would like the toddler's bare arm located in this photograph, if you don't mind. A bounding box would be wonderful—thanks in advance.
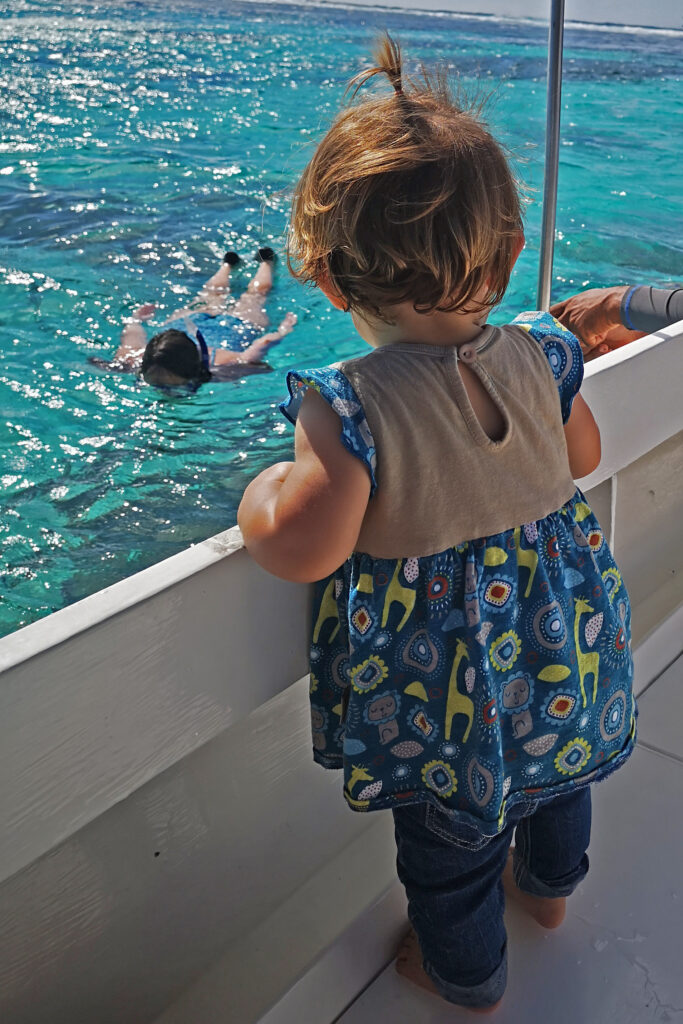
[563,393,601,479]
[238,388,370,582]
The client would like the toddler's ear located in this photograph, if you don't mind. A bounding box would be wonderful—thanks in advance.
[485,231,526,292]
[317,270,350,312]
[512,230,526,267]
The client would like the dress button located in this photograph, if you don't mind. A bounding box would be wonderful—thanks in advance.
[460,346,475,362]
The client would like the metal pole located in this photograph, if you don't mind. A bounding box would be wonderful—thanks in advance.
[537,0,565,311]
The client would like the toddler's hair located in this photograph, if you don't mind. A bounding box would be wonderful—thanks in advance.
[289,35,524,320]
[141,329,211,383]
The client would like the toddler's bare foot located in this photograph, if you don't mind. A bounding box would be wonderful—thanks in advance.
[396,929,440,998]
[503,850,566,929]
[395,929,502,1014]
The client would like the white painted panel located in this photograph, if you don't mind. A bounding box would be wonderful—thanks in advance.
[0,679,385,1024]
[0,527,241,673]
[610,431,683,644]
[633,603,683,699]
[579,322,683,491]
[154,826,403,1024]
[0,533,310,883]
[637,654,683,761]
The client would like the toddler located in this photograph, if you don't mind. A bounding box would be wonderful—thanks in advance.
[238,36,635,1012]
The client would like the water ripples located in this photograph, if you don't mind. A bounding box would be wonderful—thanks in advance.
[0,0,681,636]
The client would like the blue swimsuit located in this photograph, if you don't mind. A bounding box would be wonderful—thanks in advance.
[165,312,263,360]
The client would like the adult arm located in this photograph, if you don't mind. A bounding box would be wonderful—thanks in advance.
[621,286,683,334]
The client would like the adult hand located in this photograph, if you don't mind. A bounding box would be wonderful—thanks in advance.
[584,322,648,360]
[550,286,628,355]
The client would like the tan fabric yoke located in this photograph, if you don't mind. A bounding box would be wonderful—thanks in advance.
[339,324,577,559]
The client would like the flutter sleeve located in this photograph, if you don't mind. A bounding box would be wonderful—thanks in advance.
[280,366,378,495]
[513,311,584,423]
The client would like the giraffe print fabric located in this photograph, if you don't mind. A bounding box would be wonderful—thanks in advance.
[280,318,636,835]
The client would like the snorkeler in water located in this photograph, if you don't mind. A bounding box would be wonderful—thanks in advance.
[100,247,297,386]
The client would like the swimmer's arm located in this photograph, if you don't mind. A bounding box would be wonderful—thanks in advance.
[214,313,297,366]
[112,321,147,361]
[211,345,268,366]
[563,393,601,479]
[112,304,156,363]
[238,389,371,582]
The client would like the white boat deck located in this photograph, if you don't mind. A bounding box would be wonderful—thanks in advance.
[338,652,683,1024]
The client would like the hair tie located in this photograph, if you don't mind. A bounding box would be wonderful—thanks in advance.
[393,81,403,96]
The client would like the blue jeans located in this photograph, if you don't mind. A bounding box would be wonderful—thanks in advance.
[392,788,591,1008]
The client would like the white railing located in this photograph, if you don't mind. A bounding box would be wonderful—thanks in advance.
[580,321,683,490]
[1,324,682,1024]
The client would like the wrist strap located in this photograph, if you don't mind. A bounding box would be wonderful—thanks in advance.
[621,286,639,331]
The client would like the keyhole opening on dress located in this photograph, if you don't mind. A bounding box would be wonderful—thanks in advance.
[457,361,507,442]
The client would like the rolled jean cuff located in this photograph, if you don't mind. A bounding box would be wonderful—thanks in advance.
[513,851,589,899]
[424,945,507,1008]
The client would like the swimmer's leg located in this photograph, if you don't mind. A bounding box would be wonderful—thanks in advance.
[230,250,275,330]
[194,252,240,314]
[164,252,240,322]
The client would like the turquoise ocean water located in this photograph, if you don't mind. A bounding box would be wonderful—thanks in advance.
[0,0,681,638]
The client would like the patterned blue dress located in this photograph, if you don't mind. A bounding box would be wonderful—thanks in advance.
[280,312,635,836]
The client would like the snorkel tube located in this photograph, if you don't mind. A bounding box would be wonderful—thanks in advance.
[194,328,211,373]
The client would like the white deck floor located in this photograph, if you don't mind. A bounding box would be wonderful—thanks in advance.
[338,653,683,1024]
